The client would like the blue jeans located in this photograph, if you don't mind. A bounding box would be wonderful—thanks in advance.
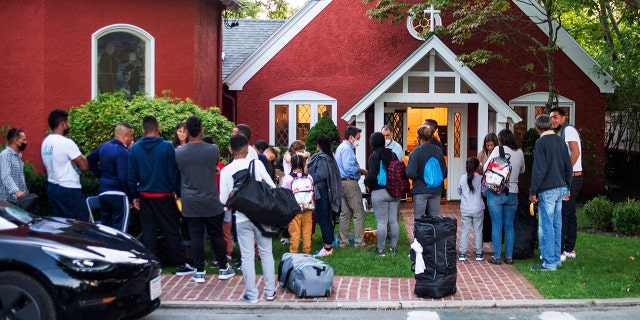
[237,220,276,301]
[98,194,126,231]
[314,187,335,246]
[487,191,518,259]
[538,187,563,270]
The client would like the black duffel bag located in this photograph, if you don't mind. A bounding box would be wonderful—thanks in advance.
[227,160,300,237]
[411,215,457,298]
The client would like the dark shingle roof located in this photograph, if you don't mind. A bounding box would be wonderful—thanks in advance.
[222,19,287,81]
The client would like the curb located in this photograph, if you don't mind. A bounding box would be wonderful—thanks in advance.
[160,298,640,310]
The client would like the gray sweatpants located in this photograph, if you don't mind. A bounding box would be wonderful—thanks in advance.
[458,211,484,254]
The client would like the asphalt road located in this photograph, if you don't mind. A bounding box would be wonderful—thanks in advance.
[144,305,640,320]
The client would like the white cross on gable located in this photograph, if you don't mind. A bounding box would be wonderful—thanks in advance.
[424,4,441,33]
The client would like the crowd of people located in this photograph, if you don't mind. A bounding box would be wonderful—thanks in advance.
[0,108,582,303]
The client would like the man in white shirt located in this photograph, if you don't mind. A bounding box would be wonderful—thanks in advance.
[550,107,582,261]
[41,109,89,220]
[381,125,404,160]
[219,134,276,303]
[232,124,259,161]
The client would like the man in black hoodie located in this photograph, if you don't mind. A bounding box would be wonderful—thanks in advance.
[529,114,572,271]
[128,115,194,276]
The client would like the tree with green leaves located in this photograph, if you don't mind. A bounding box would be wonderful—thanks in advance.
[228,0,297,19]
[364,0,569,112]
[68,91,235,157]
[562,0,639,154]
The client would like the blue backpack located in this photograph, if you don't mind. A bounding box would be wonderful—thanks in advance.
[377,160,387,186]
[424,156,443,188]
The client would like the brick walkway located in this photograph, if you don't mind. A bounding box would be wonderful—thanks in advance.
[161,201,542,304]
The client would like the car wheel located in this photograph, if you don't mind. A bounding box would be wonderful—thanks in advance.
[0,271,57,320]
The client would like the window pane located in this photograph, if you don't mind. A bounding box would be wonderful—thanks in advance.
[454,112,461,157]
[97,32,145,98]
[318,104,332,119]
[513,106,528,147]
[275,105,289,146]
[297,104,311,143]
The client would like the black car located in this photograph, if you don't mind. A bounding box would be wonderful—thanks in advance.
[0,200,161,320]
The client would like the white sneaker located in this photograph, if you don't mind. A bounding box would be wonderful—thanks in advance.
[192,271,206,283]
[563,250,576,258]
[314,247,333,257]
[560,253,567,262]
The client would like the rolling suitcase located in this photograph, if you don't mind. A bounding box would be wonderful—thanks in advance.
[278,252,334,297]
[411,215,457,298]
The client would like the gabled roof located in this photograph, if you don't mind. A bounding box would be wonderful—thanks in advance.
[341,34,522,124]
[513,1,616,93]
[224,0,333,90]
[224,0,614,94]
[222,19,286,80]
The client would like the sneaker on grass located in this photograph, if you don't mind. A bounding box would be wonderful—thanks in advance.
[563,250,576,258]
[314,247,333,257]
[218,266,235,280]
[192,271,205,283]
[175,263,196,276]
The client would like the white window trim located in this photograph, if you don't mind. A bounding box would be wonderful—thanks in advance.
[91,24,155,99]
[269,90,338,146]
[510,92,575,129]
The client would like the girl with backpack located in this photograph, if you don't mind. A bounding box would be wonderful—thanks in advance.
[364,132,401,256]
[482,129,525,265]
[457,157,485,261]
[281,154,314,254]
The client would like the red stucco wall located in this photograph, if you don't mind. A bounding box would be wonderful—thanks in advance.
[234,0,606,191]
[0,0,223,170]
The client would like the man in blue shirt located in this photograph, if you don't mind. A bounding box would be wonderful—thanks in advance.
[88,122,134,231]
[335,126,368,248]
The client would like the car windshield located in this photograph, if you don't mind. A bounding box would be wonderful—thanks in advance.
[0,200,38,230]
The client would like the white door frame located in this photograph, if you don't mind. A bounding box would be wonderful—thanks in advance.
[446,105,467,200]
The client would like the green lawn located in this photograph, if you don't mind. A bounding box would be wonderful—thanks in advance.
[169,207,640,299]
[513,207,640,299]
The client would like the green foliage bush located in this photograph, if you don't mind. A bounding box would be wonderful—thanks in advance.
[304,114,341,154]
[612,199,640,236]
[68,91,234,156]
[583,195,614,231]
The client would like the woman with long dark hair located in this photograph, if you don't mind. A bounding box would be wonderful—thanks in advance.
[364,132,401,256]
[172,122,188,148]
[307,135,342,257]
[482,129,525,265]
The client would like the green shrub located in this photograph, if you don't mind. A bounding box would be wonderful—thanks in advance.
[521,128,539,156]
[612,199,640,236]
[68,91,234,157]
[304,114,341,154]
[583,196,615,231]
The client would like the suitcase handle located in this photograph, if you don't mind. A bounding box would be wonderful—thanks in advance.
[312,265,325,276]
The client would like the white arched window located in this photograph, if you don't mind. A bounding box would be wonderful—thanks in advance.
[92,24,155,99]
[269,90,338,146]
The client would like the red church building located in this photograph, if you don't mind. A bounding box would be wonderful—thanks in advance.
[222,0,615,196]
[0,0,241,169]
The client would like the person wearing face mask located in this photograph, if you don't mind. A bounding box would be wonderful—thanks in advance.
[41,109,89,220]
[381,125,404,160]
[0,128,30,204]
[335,126,368,248]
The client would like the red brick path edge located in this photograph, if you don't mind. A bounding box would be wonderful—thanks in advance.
[160,201,542,304]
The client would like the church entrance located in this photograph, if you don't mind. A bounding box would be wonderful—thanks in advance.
[402,105,467,200]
